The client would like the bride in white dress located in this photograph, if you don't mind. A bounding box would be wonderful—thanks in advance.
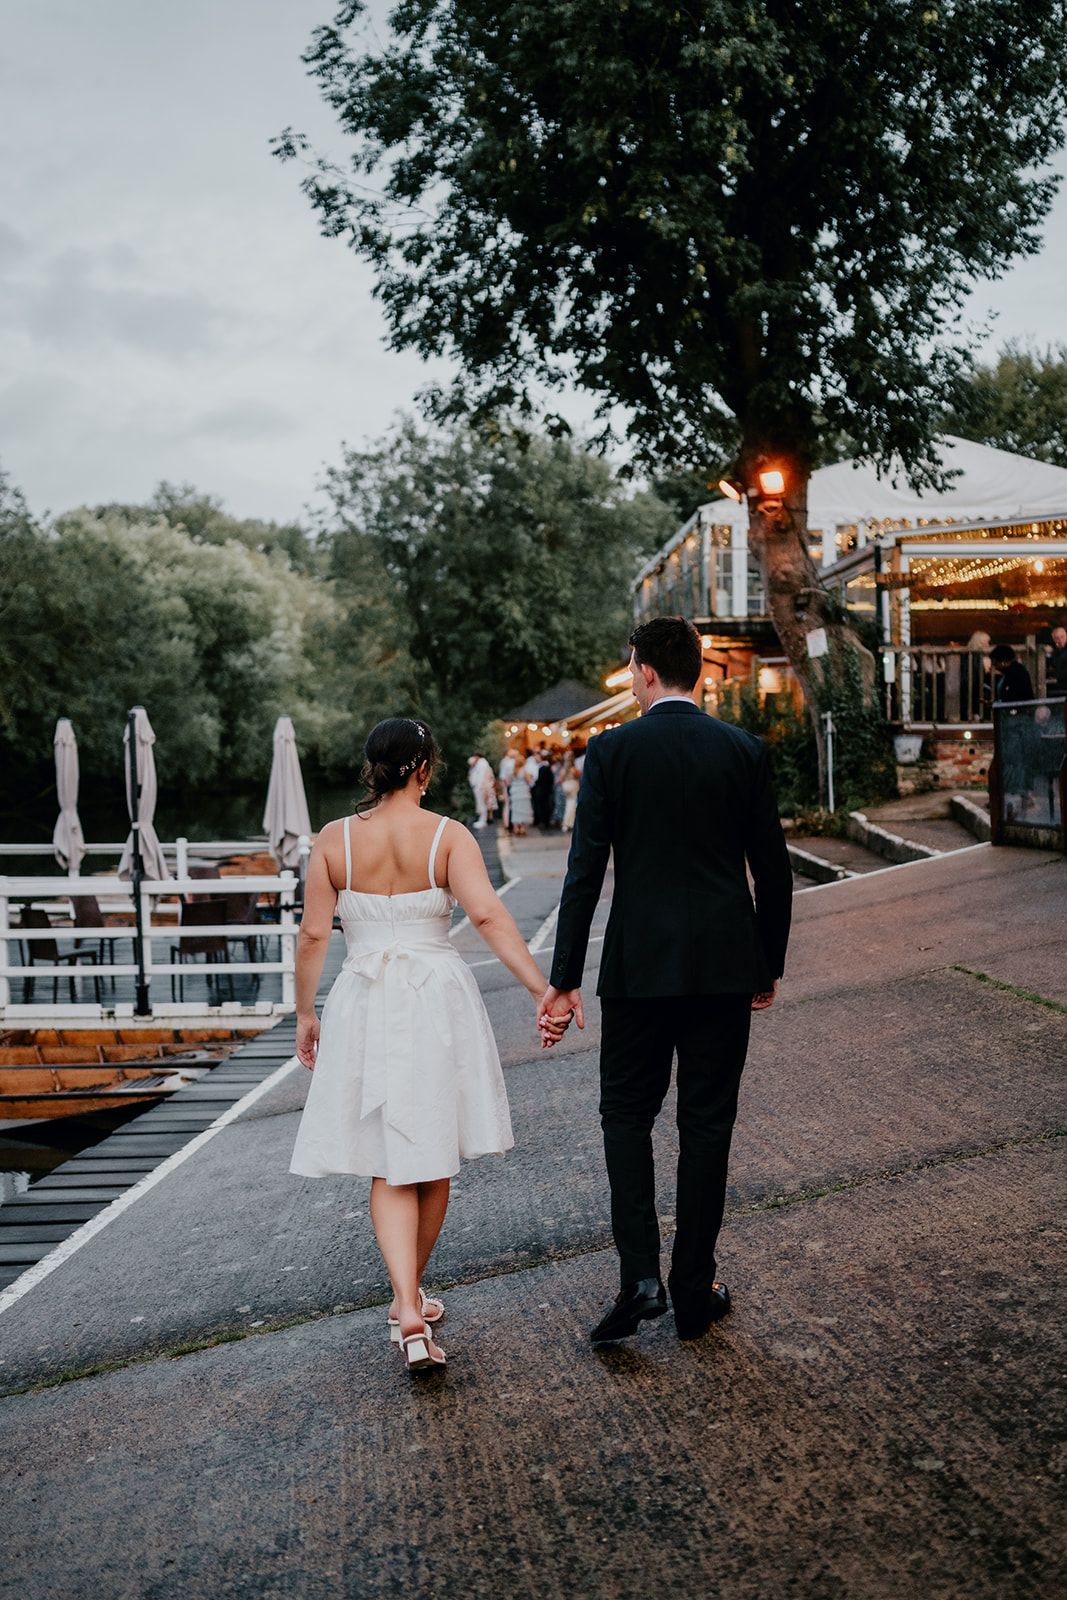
[290,718,564,1372]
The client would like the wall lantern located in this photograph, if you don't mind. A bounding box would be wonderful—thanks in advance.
[717,477,744,502]
[758,467,785,497]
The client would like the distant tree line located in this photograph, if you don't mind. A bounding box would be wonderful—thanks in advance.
[0,423,673,817]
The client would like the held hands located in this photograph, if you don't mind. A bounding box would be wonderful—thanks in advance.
[296,1012,320,1070]
[751,981,779,1012]
[537,985,585,1049]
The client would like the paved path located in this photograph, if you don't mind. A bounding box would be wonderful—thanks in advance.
[0,833,1063,1599]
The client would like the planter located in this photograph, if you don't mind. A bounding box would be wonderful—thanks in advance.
[893,733,924,765]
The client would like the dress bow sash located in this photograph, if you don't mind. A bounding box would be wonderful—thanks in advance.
[343,941,440,1143]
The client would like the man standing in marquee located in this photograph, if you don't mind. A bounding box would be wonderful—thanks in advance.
[540,617,793,1343]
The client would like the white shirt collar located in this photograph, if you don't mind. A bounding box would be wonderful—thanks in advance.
[650,694,698,708]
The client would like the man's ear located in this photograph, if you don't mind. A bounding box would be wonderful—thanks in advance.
[641,662,657,690]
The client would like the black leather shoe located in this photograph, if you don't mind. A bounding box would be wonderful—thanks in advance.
[590,1278,667,1344]
[671,1280,731,1341]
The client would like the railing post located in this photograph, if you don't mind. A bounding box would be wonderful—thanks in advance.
[176,836,189,879]
[138,882,154,1017]
[0,876,10,1010]
[280,871,296,1009]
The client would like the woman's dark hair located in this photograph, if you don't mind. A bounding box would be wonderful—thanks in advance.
[628,616,702,690]
[359,717,440,806]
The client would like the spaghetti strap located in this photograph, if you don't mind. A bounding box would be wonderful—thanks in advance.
[427,816,449,890]
[343,815,353,891]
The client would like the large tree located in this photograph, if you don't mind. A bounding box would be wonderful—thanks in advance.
[277,0,1067,769]
[943,340,1067,467]
[320,417,673,788]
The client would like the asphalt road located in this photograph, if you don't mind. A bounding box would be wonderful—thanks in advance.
[0,833,1064,1599]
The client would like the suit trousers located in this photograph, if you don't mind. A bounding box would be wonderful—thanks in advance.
[599,994,752,1298]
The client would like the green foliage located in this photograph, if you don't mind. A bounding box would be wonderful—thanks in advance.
[90,482,321,573]
[943,340,1067,467]
[0,426,671,817]
[814,647,897,811]
[716,647,895,814]
[278,0,1067,486]
[320,417,675,801]
[715,687,819,814]
[0,488,398,804]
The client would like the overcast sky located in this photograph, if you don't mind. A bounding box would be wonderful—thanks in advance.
[2,0,1065,524]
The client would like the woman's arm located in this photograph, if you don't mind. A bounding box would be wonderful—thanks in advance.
[294,828,339,1068]
[445,825,547,1000]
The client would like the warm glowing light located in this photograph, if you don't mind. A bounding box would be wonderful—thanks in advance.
[963,730,973,740]
[542,726,552,735]
[704,675,714,686]
[590,725,599,734]
[1034,559,1045,574]
[527,722,538,731]
[758,667,782,693]
[758,467,785,496]
[605,667,632,689]
[700,635,713,649]
[718,478,743,503]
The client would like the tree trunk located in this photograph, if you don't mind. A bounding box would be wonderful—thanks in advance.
[744,456,876,804]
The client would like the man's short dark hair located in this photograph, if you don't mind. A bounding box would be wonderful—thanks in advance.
[628,617,703,690]
[990,644,1016,665]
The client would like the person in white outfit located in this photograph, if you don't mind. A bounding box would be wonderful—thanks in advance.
[291,718,565,1373]
[467,752,496,829]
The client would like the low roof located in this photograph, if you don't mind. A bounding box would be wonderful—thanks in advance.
[502,678,604,723]
[703,436,1067,533]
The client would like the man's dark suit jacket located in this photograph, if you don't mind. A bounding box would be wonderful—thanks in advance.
[550,701,793,998]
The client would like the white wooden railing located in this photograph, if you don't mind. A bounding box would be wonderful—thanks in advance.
[0,872,299,1023]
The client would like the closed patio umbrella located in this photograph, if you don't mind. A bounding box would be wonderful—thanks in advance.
[263,715,312,869]
[52,717,86,875]
[118,706,168,880]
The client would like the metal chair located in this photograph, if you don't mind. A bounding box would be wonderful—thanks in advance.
[223,893,262,996]
[169,900,233,1003]
[69,895,117,989]
[18,906,102,1003]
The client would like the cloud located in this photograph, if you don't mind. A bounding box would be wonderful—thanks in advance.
[181,400,293,442]
[0,219,28,269]
[23,248,225,358]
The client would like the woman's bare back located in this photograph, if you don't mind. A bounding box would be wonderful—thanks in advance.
[321,808,454,896]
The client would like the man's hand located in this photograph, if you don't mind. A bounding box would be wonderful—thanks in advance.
[751,981,779,1012]
[537,985,585,1049]
[296,1012,320,1069]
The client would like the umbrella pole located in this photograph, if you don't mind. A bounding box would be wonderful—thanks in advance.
[127,709,151,1016]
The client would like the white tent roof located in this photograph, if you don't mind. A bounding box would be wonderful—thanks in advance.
[698,436,1067,535]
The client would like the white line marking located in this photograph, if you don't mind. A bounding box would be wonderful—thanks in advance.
[0,1054,301,1320]
[793,840,991,893]
[465,932,605,971]
[527,903,560,954]
[449,874,520,938]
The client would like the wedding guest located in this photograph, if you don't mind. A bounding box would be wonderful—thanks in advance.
[509,751,534,836]
[467,752,496,830]
[532,752,555,830]
[991,643,1034,703]
[550,756,567,829]
[560,754,580,834]
[1046,624,1067,698]
[963,630,992,721]
[498,747,517,831]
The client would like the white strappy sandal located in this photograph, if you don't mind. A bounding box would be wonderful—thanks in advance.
[387,1287,444,1343]
[399,1323,447,1372]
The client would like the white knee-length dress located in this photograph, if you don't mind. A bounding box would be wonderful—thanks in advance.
[289,816,514,1185]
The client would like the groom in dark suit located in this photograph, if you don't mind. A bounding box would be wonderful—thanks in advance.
[540,617,793,1343]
